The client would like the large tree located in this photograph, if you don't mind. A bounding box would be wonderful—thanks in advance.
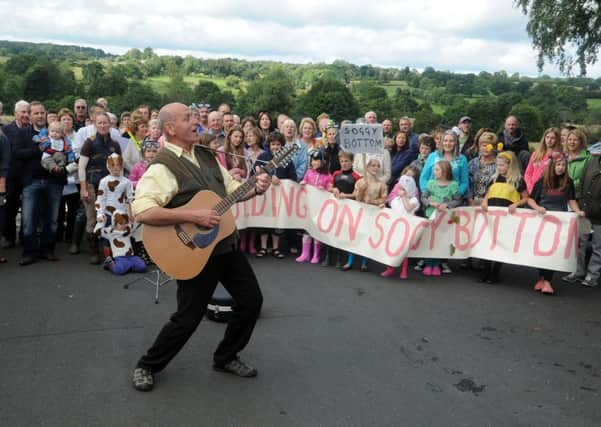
[295,78,359,123]
[516,0,601,75]
[237,67,295,117]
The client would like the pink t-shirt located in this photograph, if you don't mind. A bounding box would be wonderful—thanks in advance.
[303,169,332,190]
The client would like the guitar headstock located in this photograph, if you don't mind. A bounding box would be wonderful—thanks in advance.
[260,143,299,175]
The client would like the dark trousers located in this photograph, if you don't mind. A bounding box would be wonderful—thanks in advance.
[2,179,22,244]
[0,205,5,248]
[537,268,554,281]
[137,249,263,373]
[483,260,503,277]
[57,192,82,242]
[21,179,63,257]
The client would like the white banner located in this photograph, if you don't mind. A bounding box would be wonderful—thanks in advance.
[233,180,579,272]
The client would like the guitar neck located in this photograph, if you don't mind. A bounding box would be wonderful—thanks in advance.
[214,175,258,215]
[212,144,297,215]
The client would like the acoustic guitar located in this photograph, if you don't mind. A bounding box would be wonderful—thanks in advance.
[142,144,298,279]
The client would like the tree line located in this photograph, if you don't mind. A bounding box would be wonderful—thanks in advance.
[1,41,600,141]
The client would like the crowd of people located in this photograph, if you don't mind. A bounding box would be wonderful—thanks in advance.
[1,98,600,295]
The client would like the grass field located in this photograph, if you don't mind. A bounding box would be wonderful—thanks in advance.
[587,98,601,109]
[381,80,410,97]
[146,74,246,95]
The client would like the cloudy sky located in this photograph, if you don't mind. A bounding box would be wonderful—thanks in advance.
[2,0,599,77]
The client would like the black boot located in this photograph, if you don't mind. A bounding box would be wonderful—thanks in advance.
[68,221,86,254]
[321,246,331,267]
[478,261,491,283]
[487,262,502,284]
[334,249,342,268]
[87,233,101,264]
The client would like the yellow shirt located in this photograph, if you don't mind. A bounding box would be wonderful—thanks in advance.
[132,141,241,215]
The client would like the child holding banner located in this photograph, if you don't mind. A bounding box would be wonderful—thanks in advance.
[480,151,529,284]
[381,170,420,279]
[419,130,469,274]
[254,131,297,259]
[527,151,585,294]
[326,151,361,267]
[296,150,332,264]
[343,156,388,272]
[421,160,462,276]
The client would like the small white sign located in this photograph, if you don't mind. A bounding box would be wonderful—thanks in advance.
[340,124,384,154]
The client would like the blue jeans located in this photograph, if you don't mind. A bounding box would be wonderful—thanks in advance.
[21,179,63,256]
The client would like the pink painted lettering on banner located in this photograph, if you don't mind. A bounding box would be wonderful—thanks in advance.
[369,211,389,249]
[385,217,410,257]
[409,220,429,250]
[533,214,562,256]
[512,210,537,253]
[278,184,295,217]
[335,204,363,241]
[429,211,447,250]
[454,210,472,252]
[317,199,338,234]
[564,217,579,259]
[252,192,266,216]
[295,186,307,219]
[469,209,488,249]
[487,209,507,250]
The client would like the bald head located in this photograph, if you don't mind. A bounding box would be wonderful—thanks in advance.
[157,103,180,133]
[158,103,198,148]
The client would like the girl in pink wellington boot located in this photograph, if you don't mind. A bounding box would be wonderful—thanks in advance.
[296,150,332,263]
[527,151,585,295]
[381,167,420,279]
[420,160,462,276]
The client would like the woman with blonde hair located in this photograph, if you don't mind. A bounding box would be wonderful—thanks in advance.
[123,111,148,174]
[565,128,590,200]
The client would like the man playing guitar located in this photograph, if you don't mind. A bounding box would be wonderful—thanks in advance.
[131,103,271,392]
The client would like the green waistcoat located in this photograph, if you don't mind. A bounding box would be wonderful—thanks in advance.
[152,145,238,255]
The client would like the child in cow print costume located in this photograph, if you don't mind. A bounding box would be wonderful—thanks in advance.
[100,210,146,275]
[95,153,133,226]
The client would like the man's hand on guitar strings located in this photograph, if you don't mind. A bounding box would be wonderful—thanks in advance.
[189,209,221,228]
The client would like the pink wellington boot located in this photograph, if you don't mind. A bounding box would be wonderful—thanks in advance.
[381,266,396,277]
[296,237,312,263]
[534,277,545,291]
[248,231,257,254]
[310,241,321,264]
[239,232,247,253]
[541,280,555,295]
[399,258,409,279]
[431,266,442,276]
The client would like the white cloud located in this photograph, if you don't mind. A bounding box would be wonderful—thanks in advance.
[1,0,600,77]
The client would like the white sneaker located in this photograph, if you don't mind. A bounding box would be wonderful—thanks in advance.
[441,262,452,274]
[414,259,424,271]
[581,275,598,287]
